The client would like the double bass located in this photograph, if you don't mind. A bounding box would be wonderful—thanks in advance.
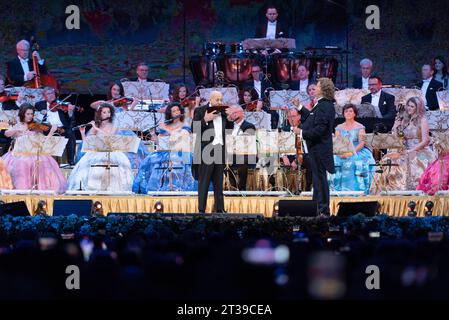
[25,37,61,94]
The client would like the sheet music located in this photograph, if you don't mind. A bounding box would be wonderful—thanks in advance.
[13,135,68,157]
[244,111,271,129]
[122,81,170,100]
[82,134,140,153]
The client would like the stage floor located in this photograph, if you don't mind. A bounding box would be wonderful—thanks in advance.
[1,193,449,217]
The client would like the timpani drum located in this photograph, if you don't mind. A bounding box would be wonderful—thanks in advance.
[224,53,256,82]
[272,53,314,83]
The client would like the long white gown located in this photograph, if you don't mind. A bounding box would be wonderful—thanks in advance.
[67,131,133,192]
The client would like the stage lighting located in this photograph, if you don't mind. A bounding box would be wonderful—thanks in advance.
[154,201,164,213]
[91,201,104,216]
[407,201,417,217]
[34,200,48,216]
[273,201,279,216]
[424,201,434,217]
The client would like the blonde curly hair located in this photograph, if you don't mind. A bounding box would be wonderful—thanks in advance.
[317,78,335,101]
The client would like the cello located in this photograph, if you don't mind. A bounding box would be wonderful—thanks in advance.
[25,37,61,94]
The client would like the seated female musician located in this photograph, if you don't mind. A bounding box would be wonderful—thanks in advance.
[1,103,67,193]
[132,103,196,193]
[82,81,148,168]
[306,82,318,110]
[67,104,133,192]
[90,81,139,111]
[370,97,436,194]
[172,84,201,126]
[239,87,264,112]
[328,104,375,194]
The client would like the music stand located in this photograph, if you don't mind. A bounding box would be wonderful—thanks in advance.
[82,134,140,190]
[360,133,403,193]
[155,132,193,191]
[225,134,257,191]
[13,135,68,191]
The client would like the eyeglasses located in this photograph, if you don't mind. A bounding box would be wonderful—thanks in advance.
[252,70,261,73]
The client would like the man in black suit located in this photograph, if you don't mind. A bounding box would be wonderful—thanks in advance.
[293,78,336,215]
[254,6,289,56]
[127,62,154,82]
[192,91,233,213]
[416,64,444,110]
[6,40,47,87]
[361,75,396,119]
[226,106,256,191]
[34,87,77,165]
[352,58,373,89]
[289,65,310,92]
[255,6,289,39]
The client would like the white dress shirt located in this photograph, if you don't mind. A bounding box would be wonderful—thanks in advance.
[421,78,432,107]
[266,21,277,39]
[362,76,369,90]
[19,56,44,82]
[232,119,244,136]
[46,102,64,127]
[253,80,262,97]
[370,91,383,118]
[212,113,223,145]
[299,79,309,93]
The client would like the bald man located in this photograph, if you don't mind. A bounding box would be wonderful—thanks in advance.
[192,91,233,213]
[6,39,47,86]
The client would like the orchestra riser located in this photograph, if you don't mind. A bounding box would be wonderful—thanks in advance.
[1,194,449,217]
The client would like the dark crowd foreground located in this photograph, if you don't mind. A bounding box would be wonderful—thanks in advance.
[1,214,449,300]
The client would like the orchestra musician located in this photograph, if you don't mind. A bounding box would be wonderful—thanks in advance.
[239,87,263,111]
[90,81,139,111]
[281,107,312,192]
[192,91,233,213]
[132,103,196,193]
[172,84,201,125]
[2,103,67,193]
[254,5,289,55]
[6,40,48,87]
[67,104,134,192]
[129,62,155,82]
[34,87,77,165]
[226,106,256,191]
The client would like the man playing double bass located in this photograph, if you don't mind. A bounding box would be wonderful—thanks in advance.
[6,40,48,87]
[292,78,336,216]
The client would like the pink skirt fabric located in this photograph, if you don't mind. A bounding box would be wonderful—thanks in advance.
[417,154,449,195]
[2,152,67,194]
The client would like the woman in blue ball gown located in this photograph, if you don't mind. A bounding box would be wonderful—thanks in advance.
[133,103,197,193]
[328,104,376,194]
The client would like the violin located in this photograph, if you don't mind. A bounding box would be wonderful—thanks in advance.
[112,96,134,108]
[180,97,197,108]
[49,100,83,113]
[245,101,258,112]
[27,121,52,132]
[0,91,19,103]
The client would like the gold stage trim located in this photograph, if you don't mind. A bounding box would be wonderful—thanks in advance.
[1,195,449,217]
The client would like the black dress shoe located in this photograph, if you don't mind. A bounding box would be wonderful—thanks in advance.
[216,210,227,214]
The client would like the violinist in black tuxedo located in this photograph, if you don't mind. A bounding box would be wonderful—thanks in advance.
[34,87,76,165]
[6,40,47,87]
[292,78,336,215]
[192,91,233,213]
[416,64,444,110]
